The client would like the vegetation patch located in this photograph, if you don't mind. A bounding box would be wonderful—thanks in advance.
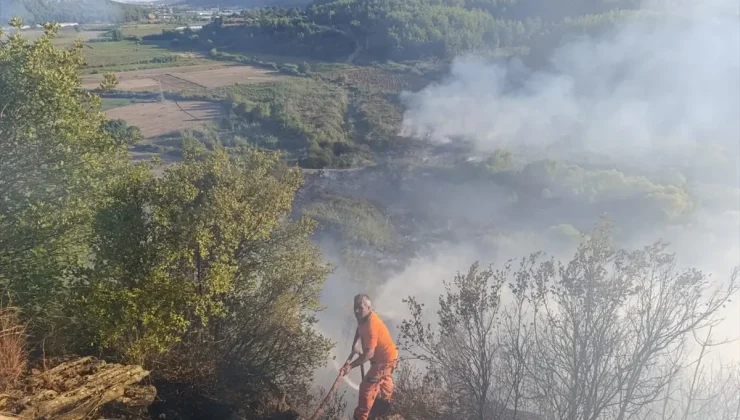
[80,40,209,74]
[302,195,398,249]
[212,78,371,168]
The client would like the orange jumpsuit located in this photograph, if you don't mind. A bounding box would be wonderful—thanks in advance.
[353,311,399,420]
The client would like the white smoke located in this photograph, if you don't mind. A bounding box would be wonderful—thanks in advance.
[399,2,740,171]
[394,0,740,359]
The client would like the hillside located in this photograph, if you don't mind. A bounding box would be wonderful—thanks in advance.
[169,0,646,63]
[0,0,149,25]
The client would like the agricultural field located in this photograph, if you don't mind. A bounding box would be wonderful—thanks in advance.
[100,97,154,110]
[97,65,430,167]
[3,28,108,44]
[80,40,212,74]
[118,23,181,38]
[239,51,353,73]
[60,23,431,168]
[81,62,284,92]
[106,100,222,138]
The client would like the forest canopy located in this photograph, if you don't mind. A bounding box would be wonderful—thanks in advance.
[168,0,648,62]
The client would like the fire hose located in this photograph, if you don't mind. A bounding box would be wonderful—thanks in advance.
[307,359,364,420]
[308,330,365,420]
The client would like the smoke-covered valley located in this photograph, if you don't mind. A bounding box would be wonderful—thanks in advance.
[302,0,740,416]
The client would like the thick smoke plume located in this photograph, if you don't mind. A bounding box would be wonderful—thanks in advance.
[399,1,740,172]
[393,0,740,359]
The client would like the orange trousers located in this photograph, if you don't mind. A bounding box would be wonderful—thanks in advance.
[353,359,397,420]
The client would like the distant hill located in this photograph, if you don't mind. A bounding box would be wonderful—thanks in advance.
[164,0,644,64]
[0,0,150,25]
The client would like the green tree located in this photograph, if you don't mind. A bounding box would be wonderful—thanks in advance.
[0,21,127,346]
[101,118,143,146]
[72,146,333,390]
[99,72,119,91]
[109,28,124,41]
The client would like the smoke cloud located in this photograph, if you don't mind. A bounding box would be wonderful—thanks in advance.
[393,0,740,361]
[399,2,740,172]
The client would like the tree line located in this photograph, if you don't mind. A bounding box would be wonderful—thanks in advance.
[161,0,650,62]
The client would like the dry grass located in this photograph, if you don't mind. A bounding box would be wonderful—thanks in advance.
[105,100,223,139]
[0,306,26,392]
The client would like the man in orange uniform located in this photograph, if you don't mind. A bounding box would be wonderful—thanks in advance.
[340,294,399,420]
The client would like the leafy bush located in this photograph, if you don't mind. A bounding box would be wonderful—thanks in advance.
[102,118,143,146]
[0,22,129,350]
[71,147,333,389]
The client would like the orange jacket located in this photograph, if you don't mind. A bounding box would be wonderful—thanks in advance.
[358,311,398,364]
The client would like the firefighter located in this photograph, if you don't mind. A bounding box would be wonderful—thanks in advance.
[340,294,399,420]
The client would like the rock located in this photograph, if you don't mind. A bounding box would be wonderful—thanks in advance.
[115,384,157,407]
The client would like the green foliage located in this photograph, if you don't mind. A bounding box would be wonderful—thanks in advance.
[452,156,695,224]
[0,22,128,343]
[80,41,204,74]
[0,13,342,398]
[71,147,331,371]
[101,118,143,146]
[204,49,329,75]
[302,195,397,248]
[308,0,532,60]
[178,0,643,64]
[99,71,119,91]
[215,79,374,167]
[108,28,124,41]
[519,159,695,219]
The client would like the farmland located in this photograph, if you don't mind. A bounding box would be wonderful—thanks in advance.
[82,62,283,92]
[106,100,222,139]
[91,60,436,167]
[60,22,431,167]
[80,40,212,74]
